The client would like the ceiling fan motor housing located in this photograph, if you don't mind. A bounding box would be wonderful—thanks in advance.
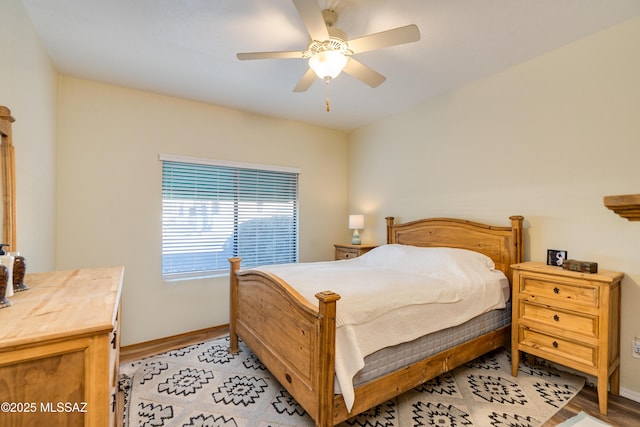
[322,9,348,42]
[304,8,350,58]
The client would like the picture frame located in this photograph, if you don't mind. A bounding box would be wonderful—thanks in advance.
[547,249,567,267]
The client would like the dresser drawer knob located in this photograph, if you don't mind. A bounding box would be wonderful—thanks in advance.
[553,287,560,294]
[552,341,559,348]
[553,314,560,322]
[345,253,350,258]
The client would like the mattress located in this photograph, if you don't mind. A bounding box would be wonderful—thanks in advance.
[348,300,511,389]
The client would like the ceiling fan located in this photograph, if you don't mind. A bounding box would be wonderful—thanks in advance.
[236,0,420,109]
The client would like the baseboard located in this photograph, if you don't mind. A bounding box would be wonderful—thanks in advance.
[120,324,230,363]
[621,387,640,404]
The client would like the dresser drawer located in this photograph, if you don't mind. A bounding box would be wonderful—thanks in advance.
[335,247,360,260]
[519,275,598,308]
[520,302,598,339]
[334,244,376,260]
[520,328,597,369]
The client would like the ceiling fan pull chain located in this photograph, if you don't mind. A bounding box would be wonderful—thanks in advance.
[325,79,331,112]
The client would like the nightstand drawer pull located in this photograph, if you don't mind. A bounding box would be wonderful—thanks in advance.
[553,314,560,321]
[553,341,559,348]
[553,287,560,294]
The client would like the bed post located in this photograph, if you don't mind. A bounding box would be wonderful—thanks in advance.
[315,290,340,427]
[509,216,524,263]
[228,257,241,354]
[385,216,395,244]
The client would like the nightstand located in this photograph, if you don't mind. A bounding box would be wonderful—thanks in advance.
[334,244,377,260]
[510,261,623,415]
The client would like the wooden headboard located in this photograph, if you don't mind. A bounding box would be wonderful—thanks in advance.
[385,216,524,283]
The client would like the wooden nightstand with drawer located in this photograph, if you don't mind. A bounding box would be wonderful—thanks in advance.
[510,261,623,415]
[334,244,377,260]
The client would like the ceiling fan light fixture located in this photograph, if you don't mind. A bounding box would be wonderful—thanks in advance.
[308,49,348,80]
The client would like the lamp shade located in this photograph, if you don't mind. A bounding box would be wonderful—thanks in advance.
[309,50,348,80]
[348,214,364,230]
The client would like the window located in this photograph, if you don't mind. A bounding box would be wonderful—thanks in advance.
[160,154,299,280]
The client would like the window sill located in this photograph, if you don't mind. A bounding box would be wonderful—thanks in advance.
[162,271,227,283]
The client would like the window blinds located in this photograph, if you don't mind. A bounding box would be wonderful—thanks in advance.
[161,156,299,279]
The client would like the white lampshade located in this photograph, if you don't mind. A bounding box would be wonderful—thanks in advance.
[348,214,364,230]
[309,50,348,80]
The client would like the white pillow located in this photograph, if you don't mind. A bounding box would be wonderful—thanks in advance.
[355,244,496,278]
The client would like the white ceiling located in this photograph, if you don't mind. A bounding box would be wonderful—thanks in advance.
[20,0,640,131]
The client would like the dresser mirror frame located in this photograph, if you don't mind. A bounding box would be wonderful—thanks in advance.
[0,106,16,251]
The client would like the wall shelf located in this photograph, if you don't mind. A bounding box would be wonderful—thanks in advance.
[604,194,640,221]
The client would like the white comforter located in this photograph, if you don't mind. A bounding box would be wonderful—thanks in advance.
[256,244,508,412]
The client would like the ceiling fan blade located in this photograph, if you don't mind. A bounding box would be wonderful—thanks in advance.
[343,58,386,88]
[293,68,317,92]
[237,51,304,60]
[348,24,420,54]
[292,0,329,41]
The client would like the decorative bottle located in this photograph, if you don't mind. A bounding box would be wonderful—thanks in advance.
[0,264,10,308]
[0,253,14,298]
[12,254,28,292]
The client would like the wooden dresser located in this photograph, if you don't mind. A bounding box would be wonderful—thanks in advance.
[510,261,623,415]
[0,266,124,427]
[333,243,377,260]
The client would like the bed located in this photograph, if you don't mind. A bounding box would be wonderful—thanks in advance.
[228,215,524,426]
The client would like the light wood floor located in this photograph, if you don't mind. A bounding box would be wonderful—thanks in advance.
[120,328,640,426]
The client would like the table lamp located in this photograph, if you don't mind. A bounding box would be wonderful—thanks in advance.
[348,214,364,245]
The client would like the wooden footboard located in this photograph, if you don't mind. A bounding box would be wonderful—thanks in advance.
[229,258,340,425]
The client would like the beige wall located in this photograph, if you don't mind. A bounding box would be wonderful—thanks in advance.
[0,0,57,271]
[56,77,348,345]
[348,16,640,400]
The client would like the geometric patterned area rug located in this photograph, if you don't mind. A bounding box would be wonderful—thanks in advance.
[119,336,585,427]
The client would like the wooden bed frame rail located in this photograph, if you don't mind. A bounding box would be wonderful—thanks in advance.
[229,215,524,426]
